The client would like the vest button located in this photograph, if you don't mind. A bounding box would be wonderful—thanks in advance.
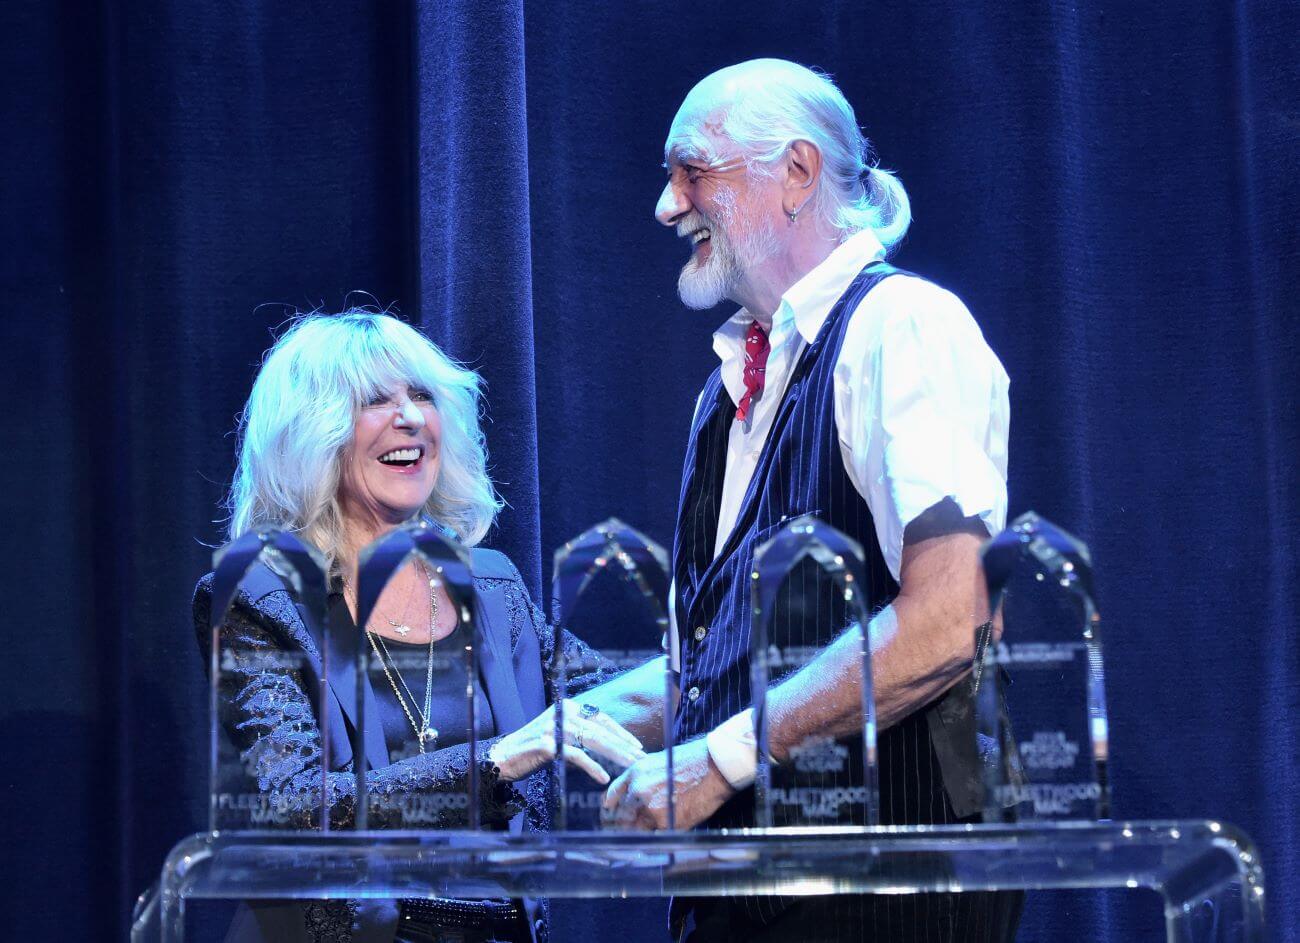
[687,685,701,702]
[693,625,708,642]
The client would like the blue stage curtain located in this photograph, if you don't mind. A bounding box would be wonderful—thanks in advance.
[414,0,543,590]
[0,1,1296,940]
[1,2,420,938]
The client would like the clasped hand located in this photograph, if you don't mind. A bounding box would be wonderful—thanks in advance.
[600,737,735,831]
[488,699,645,785]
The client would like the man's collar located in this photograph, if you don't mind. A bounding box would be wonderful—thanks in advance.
[785,228,886,344]
[712,310,751,365]
[711,228,886,361]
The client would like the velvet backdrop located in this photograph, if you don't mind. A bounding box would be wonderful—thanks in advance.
[1,1,1295,940]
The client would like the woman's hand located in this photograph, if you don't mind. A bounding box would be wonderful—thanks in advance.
[489,700,646,784]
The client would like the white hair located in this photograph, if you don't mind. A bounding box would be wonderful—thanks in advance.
[225,310,502,574]
[711,59,912,252]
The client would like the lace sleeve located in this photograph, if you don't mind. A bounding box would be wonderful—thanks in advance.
[194,577,524,830]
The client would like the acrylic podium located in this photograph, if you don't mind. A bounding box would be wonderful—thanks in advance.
[134,519,1267,941]
[135,821,1266,942]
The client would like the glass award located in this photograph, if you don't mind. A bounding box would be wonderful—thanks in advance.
[978,511,1110,822]
[749,515,879,828]
[551,517,673,830]
[355,520,482,830]
[208,530,329,831]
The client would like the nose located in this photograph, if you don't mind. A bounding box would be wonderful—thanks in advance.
[392,397,426,428]
[655,179,690,227]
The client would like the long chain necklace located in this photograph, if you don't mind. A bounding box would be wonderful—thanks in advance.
[363,561,441,752]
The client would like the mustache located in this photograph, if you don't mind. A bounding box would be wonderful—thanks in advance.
[676,212,713,238]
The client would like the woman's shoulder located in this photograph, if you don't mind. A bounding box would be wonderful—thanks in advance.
[194,561,293,601]
[192,561,302,632]
[468,546,523,582]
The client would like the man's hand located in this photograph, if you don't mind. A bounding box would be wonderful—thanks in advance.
[572,655,673,751]
[601,737,735,831]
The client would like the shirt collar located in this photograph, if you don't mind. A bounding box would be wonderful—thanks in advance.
[786,228,886,344]
[711,303,795,365]
[711,228,886,362]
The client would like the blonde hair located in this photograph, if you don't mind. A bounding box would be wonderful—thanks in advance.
[225,310,502,574]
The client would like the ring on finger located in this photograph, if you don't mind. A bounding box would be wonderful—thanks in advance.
[574,727,585,751]
[580,703,600,719]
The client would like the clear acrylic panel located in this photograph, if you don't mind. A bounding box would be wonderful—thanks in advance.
[355,520,482,830]
[208,530,330,832]
[144,821,1268,943]
[749,515,878,828]
[978,511,1110,822]
[551,517,672,830]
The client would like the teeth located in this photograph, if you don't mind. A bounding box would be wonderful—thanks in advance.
[378,447,420,463]
[691,229,710,245]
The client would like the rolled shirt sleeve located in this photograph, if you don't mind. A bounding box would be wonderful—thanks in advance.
[834,275,1010,581]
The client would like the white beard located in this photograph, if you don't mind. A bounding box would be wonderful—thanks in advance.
[677,229,741,310]
[676,193,779,310]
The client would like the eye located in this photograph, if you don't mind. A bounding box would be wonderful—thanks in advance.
[409,387,435,404]
[364,391,393,408]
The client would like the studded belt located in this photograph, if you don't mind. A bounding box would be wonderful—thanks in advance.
[397,897,529,940]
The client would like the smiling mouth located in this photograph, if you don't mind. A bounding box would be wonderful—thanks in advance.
[377,446,424,468]
[687,228,711,248]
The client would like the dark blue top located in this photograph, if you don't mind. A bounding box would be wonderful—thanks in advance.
[325,592,498,762]
[373,626,497,761]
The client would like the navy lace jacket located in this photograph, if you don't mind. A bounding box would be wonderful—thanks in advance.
[193,546,615,835]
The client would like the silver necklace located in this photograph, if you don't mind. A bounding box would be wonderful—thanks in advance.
[364,561,441,750]
[385,568,422,637]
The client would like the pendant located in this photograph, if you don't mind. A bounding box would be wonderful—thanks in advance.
[419,726,438,745]
[392,623,411,637]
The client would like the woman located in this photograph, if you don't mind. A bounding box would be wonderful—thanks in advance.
[194,310,644,943]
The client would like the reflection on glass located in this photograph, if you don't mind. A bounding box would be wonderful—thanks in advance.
[978,511,1110,822]
[356,520,480,830]
[749,515,878,828]
[551,517,672,830]
[209,530,329,832]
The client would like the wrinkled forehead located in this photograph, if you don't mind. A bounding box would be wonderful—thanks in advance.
[663,91,734,166]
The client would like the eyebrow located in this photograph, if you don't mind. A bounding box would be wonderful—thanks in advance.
[664,140,711,167]
[664,151,749,180]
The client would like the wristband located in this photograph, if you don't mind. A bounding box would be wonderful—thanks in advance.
[705,708,769,790]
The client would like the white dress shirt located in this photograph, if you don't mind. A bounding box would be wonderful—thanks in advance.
[675,228,1011,789]
[709,227,1009,575]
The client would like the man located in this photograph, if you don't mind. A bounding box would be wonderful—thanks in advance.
[590,59,1019,941]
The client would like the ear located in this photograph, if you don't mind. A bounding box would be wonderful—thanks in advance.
[783,139,822,209]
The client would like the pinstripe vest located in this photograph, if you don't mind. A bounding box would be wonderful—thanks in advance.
[672,261,984,829]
